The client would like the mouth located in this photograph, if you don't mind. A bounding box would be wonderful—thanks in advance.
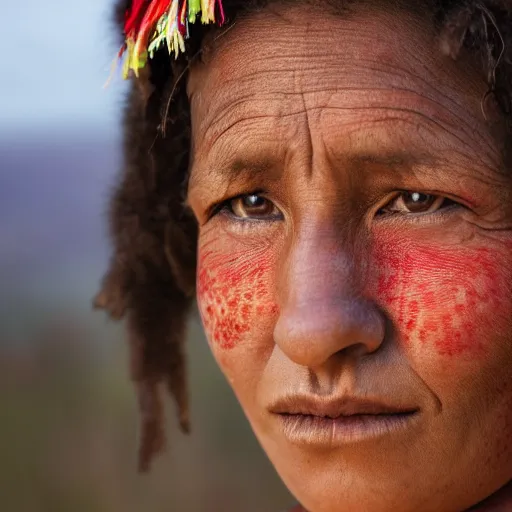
[269,395,420,447]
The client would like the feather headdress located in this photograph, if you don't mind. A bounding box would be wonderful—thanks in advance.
[120,0,225,77]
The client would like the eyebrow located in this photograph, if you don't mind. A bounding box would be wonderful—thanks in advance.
[190,149,439,190]
[188,155,281,194]
[346,151,439,169]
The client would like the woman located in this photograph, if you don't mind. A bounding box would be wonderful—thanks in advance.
[96,0,512,509]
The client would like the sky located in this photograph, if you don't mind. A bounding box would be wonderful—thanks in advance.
[0,0,128,316]
[1,0,127,135]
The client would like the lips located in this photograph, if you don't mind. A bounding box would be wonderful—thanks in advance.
[268,395,420,446]
[269,395,418,418]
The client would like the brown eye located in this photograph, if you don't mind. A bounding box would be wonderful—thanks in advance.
[229,194,281,219]
[381,191,449,215]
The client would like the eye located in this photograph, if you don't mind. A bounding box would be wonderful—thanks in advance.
[220,193,282,220]
[378,191,456,216]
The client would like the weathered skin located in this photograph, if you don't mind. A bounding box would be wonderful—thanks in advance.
[187,3,512,511]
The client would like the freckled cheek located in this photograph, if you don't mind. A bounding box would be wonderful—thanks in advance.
[370,237,512,357]
[196,248,280,352]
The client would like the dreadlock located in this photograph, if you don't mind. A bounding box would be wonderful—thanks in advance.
[95,0,512,471]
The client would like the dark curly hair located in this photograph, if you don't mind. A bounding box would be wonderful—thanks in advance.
[95,0,512,472]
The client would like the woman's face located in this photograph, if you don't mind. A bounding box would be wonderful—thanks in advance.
[187,4,512,511]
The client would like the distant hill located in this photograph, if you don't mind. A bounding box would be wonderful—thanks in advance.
[0,129,121,294]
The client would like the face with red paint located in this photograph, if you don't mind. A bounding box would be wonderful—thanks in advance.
[186,3,512,511]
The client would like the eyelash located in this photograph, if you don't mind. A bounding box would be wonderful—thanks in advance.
[210,191,283,223]
[210,191,461,224]
[376,193,459,217]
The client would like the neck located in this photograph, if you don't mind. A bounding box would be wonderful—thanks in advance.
[290,480,512,512]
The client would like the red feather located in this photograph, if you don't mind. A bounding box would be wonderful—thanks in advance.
[133,0,171,60]
[216,0,225,24]
[119,0,225,75]
[124,0,152,37]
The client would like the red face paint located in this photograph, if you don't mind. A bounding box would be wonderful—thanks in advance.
[372,234,512,357]
[197,249,279,350]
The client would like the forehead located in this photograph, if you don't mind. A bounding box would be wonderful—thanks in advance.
[187,3,498,189]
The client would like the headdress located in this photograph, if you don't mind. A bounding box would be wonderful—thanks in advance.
[120,0,225,78]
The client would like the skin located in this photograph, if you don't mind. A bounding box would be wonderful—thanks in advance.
[186,3,512,511]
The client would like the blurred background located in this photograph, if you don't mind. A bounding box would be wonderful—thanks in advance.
[0,1,292,510]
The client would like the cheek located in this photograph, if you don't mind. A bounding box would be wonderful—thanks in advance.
[197,248,279,350]
[371,233,512,357]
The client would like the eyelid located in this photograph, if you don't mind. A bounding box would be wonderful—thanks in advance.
[375,191,464,225]
[209,191,283,222]
[385,193,445,214]
[208,190,466,226]
[389,191,444,207]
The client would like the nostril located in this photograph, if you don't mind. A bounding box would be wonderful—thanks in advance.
[273,299,385,368]
[334,341,378,360]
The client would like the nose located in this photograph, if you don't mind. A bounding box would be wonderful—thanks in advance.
[273,233,385,368]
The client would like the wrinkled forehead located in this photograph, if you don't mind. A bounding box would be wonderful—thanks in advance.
[188,3,485,111]
[186,2,496,179]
